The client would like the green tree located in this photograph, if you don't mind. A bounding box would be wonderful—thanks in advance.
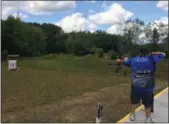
[3,15,164,58]
[2,15,21,54]
[122,18,145,55]
[65,32,89,55]
[40,23,65,53]
[151,28,159,51]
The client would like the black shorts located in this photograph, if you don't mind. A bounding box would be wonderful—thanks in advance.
[130,87,154,108]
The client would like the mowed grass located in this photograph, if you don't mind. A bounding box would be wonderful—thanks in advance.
[1,54,168,122]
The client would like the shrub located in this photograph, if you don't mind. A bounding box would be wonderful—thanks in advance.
[98,49,104,58]
[91,47,98,55]
[91,47,104,58]
[1,49,8,61]
[108,50,118,60]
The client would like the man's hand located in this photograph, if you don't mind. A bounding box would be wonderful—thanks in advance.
[151,52,166,56]
[151,52,164,55]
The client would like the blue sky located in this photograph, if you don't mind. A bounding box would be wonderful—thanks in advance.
[2,1,168,33]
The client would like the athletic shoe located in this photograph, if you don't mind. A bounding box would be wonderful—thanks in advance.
[142,107,154,113]
[129,113,136,121]
[145,117,154,123]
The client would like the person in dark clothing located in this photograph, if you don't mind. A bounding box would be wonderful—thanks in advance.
[115,54,122,73]
[133,50,155,113]
[116,48,166,122]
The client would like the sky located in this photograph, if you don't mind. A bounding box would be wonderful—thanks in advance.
[1,1,168,34]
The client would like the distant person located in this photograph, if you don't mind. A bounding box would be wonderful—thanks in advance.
[116,48,166,122]
[115,54,122,73]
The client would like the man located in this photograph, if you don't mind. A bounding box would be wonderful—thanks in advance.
[116,48,165,122]
[115,54,122,73]
[139,51,156,113]
[140,51,159,113]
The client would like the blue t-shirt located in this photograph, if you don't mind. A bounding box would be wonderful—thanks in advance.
[124,53,165,92]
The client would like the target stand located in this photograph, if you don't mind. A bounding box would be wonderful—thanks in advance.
[8,55,19,71]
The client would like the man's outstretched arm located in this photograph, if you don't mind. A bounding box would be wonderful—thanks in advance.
[151,52,166,63]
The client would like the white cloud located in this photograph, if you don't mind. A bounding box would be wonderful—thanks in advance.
[106,22,136,35]
[2,7,13,19]
[24,1,76,15]
[107,25,119,34]
[88,10,95,13]
[88,3,134,25]
[138,33,146,39]
[55,13,86,33]
[101,2,108,9]
[84,1,96,3]
[141,17,169,43]
[152,17,168,41]
[13,12,29,19]
[2,7,28,20]
[89,1,96,3]
[88,23,96,29]
[55,13,97,33]
[88,23,97,33]
[150,17,168,32]
[154,16,168,25]
[135,2,142,4]
[156,1,168,11]
[107,16,168,35]
[2,1,76,19]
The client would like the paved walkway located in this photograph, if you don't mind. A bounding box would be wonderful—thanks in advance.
[117,87,168,123]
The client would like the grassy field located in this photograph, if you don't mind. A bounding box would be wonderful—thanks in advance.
[1,54,168,122]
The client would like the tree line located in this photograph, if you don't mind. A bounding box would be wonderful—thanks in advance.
[1,15,168,60]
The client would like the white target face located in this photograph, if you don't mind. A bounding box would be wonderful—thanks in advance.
[8,60,17,70]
